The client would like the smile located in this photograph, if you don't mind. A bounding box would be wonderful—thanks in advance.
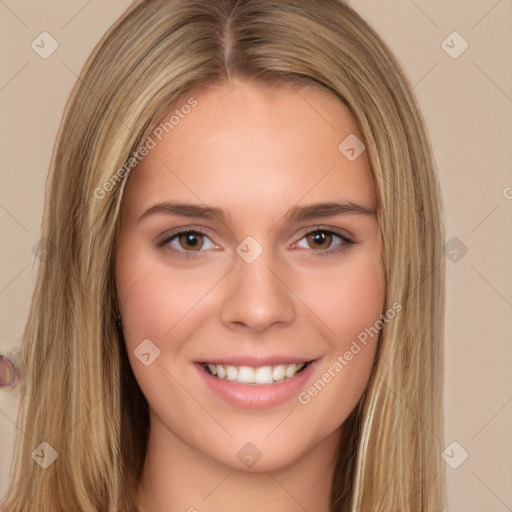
[201,362,310,385]
[196,358,318,409]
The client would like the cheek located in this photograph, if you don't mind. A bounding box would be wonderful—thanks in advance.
[115,241,219,347]
[299,248,385,392]
[291,251,385,438]
[299,248,385,348]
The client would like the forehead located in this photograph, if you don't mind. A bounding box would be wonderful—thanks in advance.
[121,78,375,221]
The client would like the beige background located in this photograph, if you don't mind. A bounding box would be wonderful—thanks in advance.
[1,1,511,510]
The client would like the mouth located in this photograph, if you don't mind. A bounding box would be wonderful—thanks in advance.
[195,355,319,409]
[200,361,311,385]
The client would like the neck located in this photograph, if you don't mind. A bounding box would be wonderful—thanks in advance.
[137,416,341,512]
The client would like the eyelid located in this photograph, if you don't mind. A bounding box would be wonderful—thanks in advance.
[288,227,354,257]
[157,223,354,243]
[155,226,220,260]
[156,225,216,246]
[292,225,355,245]
[156,224,355,258]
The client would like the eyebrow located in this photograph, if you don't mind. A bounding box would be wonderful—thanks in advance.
[137,200,376,224]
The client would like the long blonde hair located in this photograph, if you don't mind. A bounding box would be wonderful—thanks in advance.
[1,1,445,510]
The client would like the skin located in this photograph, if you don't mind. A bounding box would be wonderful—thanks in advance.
[115,77,385,512]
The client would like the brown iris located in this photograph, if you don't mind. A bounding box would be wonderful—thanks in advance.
[306,231,332,250]
[178,232,204,251]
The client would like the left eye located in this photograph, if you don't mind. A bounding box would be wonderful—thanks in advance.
[295,230,349,252]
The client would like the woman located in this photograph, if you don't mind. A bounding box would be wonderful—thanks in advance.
[1,0,445,510]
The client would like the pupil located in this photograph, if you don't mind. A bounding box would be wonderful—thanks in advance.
[181,232,202,250]
[310,231,330,249]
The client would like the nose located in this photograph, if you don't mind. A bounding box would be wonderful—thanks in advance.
[219,248,296,333]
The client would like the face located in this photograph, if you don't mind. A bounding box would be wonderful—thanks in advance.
[115,78,385,472]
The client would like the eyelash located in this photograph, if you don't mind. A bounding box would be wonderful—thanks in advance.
[157,226,354,260]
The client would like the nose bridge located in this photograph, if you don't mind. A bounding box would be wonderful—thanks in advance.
[219,241,296,331]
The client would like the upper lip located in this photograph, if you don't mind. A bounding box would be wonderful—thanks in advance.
[196,355,315,367]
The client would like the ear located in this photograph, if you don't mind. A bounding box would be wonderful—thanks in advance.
[0,354,18,388]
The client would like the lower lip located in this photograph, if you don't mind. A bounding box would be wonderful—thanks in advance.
[195,361,317,409]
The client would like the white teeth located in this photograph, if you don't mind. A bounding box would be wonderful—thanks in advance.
[285,363,297,378]
[255,366,273,384]
[204,362,308,384]
[238,366,255,383]
[272,364,286,381]
[216,365,226,379]
[226,365,238,381]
